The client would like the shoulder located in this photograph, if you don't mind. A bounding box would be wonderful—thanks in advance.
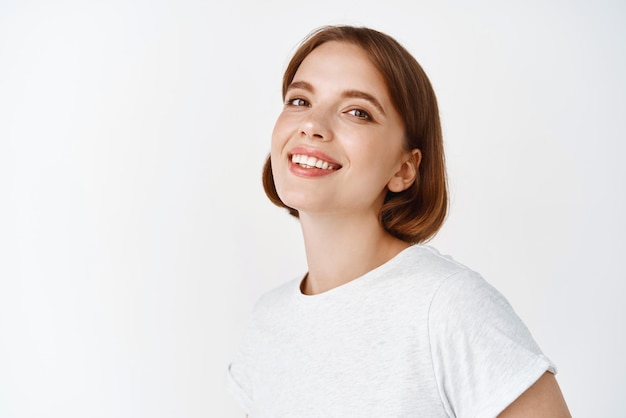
[377,245,477,298]
[374,244,471,283]
[251,276,301,319]
[398,244,470,277]
[427,261,531,343]
[423,252,556,417]
[388,245,516,322]
[427,260,541,360]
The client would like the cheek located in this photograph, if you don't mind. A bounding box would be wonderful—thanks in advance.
[269,115,290,188]
[349,136,406,182]
[347,135,398,167]
[270,113,291,154]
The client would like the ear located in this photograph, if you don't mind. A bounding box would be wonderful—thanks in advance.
[387,149,422,193]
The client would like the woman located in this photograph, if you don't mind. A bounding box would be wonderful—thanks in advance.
[228,25,570,417]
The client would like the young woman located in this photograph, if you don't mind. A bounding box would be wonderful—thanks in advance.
[228,25,570,417]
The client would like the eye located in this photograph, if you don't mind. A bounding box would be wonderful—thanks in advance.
[286,97,309,107]
[347,108,371,120]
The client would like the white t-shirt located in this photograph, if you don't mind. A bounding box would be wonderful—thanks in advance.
[228,245,555,417]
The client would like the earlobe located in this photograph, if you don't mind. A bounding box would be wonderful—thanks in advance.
[387,149,421,193]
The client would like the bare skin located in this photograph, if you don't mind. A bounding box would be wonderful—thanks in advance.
[247,373,570,417]
[499,372,571,417]
[296,184,571,417]
[263,41,571,417]
[271,42,419,295]
[298,210,411,295]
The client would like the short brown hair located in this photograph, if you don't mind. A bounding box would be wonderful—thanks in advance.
[262,25,447,243]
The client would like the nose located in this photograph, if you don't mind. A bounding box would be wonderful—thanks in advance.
[299,107,333,142]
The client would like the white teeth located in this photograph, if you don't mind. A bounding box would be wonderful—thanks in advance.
[290,154,338,170]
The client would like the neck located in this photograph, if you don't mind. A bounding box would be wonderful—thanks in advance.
[298,211,410,295]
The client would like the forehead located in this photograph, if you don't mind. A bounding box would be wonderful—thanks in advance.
[292,41,389,94]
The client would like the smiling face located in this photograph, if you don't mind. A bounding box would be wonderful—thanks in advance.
[270,41,415,218]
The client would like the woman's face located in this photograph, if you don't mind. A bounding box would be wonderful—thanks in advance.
[270,41,410,218]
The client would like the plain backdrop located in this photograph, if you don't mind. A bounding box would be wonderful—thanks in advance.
[1,0,624,416]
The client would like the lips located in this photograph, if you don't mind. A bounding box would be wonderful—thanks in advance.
[291,154,339,170]
[288,146,341,168]
[286,147,342,177]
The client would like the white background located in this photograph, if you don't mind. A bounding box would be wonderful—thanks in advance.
[1,0,624,416]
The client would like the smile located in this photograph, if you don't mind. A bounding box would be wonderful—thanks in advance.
[290,154,340,170]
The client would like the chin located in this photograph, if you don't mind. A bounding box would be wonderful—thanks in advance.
[277,193,320,214]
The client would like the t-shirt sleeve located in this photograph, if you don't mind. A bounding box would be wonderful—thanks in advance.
[428,269,556,418]
[227,361,253,414]
[227,318,255,414]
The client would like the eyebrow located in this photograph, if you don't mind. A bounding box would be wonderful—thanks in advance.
[287,80,315,93]
[286,81,386,116]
